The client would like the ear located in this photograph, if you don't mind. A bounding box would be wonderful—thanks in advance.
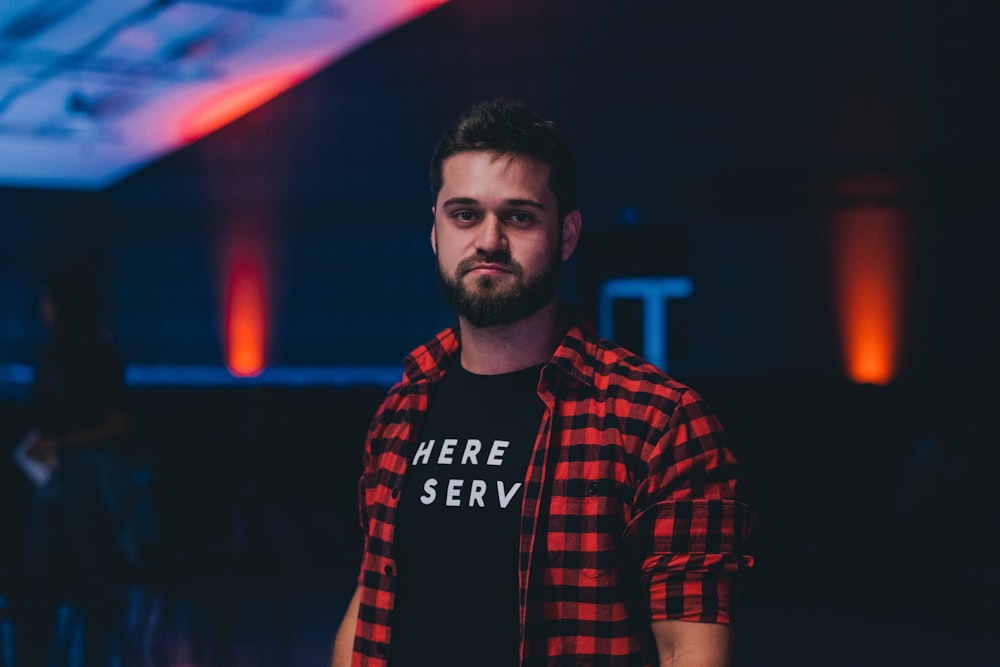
[430,213,438,255]
[560,209,582,261]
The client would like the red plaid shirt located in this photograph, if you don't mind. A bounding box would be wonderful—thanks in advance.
[353,321,753,666]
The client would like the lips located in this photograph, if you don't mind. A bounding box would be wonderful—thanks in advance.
[464,263,512,275]
[457,257,514,275]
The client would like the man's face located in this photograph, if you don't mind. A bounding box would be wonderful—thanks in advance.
[432,151,580,328]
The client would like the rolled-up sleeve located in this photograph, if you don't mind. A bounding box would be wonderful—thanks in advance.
[636,499,753,622]
[626,389,755,623]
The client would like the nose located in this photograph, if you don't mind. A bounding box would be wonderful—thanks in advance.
[474,214,507,253]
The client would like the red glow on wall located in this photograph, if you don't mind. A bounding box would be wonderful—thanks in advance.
[225,257,267,377]
[407,0,451,12]
[178,70,305,144]
[829,201,910,385]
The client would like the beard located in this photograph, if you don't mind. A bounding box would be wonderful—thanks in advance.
[436,247,561,328]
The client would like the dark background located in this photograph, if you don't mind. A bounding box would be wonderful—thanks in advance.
[2,0,998,664]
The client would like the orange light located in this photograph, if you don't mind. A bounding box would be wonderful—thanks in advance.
[828,198,910,385]
[178,70,305,144]
[225,257,267,377]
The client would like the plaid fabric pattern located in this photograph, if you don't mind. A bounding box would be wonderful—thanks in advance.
[352,320,753,666]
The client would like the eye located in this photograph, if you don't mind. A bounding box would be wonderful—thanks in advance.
[507,211,534,227]
[451,210,479,225]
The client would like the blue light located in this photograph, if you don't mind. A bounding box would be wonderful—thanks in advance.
[0,364,34,384]
[598,276,693,373]
[619,207,641,225]
[0,364,403,389]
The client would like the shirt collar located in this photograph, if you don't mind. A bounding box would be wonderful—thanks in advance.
[401,316,601,389]
[402,324,460,384]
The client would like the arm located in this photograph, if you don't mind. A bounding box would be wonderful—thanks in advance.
[331,584,362,667]
[637,388,752,666]
[651,620,732,667]
[27,409,129,463]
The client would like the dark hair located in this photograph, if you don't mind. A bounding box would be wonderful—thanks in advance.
[429,99,579,219]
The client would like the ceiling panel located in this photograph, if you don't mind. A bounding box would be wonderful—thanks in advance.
[0,0,448,190]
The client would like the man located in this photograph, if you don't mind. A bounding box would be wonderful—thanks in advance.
[333,99,752,667]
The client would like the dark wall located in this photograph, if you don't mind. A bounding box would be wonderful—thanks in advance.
[1,0,998,637]
[1,0,996,378]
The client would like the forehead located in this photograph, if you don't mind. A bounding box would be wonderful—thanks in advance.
[438,151,554,204]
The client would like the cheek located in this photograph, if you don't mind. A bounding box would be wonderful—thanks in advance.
[435,243,463,274]
[518,236,559,271]
[434,230,462,256]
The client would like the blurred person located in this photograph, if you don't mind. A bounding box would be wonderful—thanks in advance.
[16,266,130,667]
[332,100,753,667]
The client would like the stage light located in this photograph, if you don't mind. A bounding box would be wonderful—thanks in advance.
[828,182,911,385]
[225,256,267,377]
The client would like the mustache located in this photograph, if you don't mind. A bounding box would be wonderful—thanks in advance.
[456,250,522,277]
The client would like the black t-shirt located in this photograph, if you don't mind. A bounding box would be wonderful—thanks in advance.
[390,361,545,667]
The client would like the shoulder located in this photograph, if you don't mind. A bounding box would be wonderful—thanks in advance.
[551,329,730,481]
[564,323,700,409]
[558,325,724,448]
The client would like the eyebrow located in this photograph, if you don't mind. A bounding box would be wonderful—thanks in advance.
[506,198,547,210]
[441,197,547,210]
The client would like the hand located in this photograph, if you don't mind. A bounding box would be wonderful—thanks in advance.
[26,434,59,466]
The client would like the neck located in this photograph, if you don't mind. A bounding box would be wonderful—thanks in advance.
[458,300,567,375]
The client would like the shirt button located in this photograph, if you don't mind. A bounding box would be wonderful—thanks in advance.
[587,482,599,495]
[391,488,400,499]
[384,565,393,576]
